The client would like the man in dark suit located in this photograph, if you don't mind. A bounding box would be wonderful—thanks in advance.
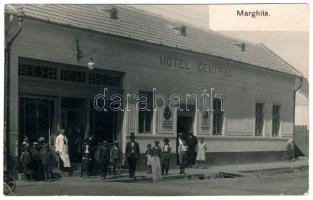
[186,132,198,167]
[125,133,140,178]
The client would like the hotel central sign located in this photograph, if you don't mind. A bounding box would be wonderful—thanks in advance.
[159,55,232,77]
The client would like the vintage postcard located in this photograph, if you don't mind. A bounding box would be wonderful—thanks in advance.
[2,2,309,196]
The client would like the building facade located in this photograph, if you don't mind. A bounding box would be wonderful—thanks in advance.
[5,5,301,168]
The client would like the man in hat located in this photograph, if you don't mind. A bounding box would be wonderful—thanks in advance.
[186,132,198,167]
[161,138,171,175]
[176,132,185,165]
[30,142,41,180]
[21,136,30,152]
[110,141,121,177]
[95,140,110,179]
[125,133,140,178]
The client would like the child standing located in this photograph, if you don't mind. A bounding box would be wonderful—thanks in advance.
[145,144,152,174]
[196,138,207,168]
[40,144,57,181]
[110,141,121,177]
[151,141,162,182]
[81,153,91,178]
[20,146,32,182]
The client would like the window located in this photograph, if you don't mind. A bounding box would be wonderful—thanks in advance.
[255,103,264,136]
[18,63,57,80]
[88,73,122,87]
[213,97,224,135]
[19,96,55,150]
[138,91,153,133]
[60,69,86,83]
[272,105,280,136]
[110,8,118,20]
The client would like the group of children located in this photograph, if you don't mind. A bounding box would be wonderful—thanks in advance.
[145,138,172,181]
[20,137,57,182]
[81,140,122,179]
[146,137,208,180]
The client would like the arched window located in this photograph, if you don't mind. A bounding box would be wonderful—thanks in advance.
[213,96,224,135]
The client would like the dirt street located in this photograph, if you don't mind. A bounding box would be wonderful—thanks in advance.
[7,168,308,196]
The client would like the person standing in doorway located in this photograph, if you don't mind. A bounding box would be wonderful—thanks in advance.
[176,132,185,165]
[125,133,140,178]
[55,129,71,171]
[161,138,171,175]
[151,140,162,182]
[179,139,188,175]
[196,138,207,168]
[186,132,198,167]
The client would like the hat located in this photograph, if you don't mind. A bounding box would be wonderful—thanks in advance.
[163,138,169,142]
[38,137,45,143]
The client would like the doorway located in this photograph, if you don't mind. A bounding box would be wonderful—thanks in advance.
[61,97,86,161]
[89,104,119,144]
[176,104,195,164]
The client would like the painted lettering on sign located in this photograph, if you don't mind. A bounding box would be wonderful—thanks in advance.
[159,55,232,77]
[198,62,232,77]
[160,55,190,70]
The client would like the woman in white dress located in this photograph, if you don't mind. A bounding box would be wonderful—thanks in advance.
[196,138,207,169]
[55,129,71,170]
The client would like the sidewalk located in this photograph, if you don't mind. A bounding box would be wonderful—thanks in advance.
[78,156,309,182]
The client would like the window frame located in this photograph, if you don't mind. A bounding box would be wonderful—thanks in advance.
[272,104,281,137]
[138,91,153,134]
[255,103,264,136]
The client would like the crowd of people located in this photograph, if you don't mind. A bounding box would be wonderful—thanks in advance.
[20,130,208,182]
[20,136,58,182]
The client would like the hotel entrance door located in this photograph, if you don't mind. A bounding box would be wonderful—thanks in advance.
[61,97,86,161]
[176,105,195,165]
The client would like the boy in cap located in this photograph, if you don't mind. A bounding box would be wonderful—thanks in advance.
[95,140,110,179]
[161,138,171,175]
[110,141,121,177]
[20,146,32,182]
[40,144,57,181]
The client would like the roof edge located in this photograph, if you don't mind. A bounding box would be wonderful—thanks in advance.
[260,43,302,77]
